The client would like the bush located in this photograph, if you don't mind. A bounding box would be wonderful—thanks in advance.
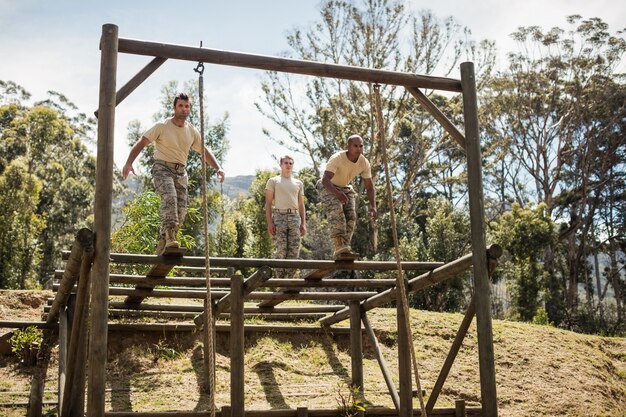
[9,326,43,365]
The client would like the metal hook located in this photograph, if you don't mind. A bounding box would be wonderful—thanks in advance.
[194,41,205,75]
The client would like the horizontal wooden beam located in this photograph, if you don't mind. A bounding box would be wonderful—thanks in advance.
[62,251,443,271]
[117,38,462,92]
[320,245,502,326]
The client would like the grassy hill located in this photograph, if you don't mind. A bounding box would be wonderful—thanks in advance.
[1,290,625,416]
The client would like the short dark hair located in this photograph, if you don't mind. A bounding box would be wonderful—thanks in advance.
[173,92,190,107]
[279,155,294,165]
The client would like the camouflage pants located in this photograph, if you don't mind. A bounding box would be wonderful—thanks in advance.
[273,213,301,278]
[152,161,188,237]
[319,185,356,241]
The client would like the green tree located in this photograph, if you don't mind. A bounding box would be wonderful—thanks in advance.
[0,85,96,287]
[490,203,556,321]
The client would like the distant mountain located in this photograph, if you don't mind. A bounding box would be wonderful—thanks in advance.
[220,175,254,200]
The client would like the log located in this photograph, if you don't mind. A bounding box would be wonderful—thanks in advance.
[116,38,462,92]
[47,228,93,323]
[88,23,118,417]
[230,275,244,417]
[461,61,498,417]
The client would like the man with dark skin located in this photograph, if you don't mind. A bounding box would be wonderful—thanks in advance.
[319,134,377,259]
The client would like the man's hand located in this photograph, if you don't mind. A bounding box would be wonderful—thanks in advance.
[216,168,226,183]
[122,163,135,180]
[267,222,276,236]
[300,222,307,236]
[369,206,378,220]
[335,190,348,205]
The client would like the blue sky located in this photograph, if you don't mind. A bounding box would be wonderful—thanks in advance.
[1,0,625,176]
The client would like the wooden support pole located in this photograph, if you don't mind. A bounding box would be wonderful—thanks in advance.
[47,228,93,323]
[230,274,245,417]
[426,298,476,413]
[296,407,308,417]
[349,301,363,397]
[94,57,167,117]
[57,306,68,412]
[460,61,498,417]
[396,281,412,417]
[455,400,467,417]
[405,86,466,149]
[117,38,462,92]
[362,312,400,410]
[88,23,118,417]
[62,248,94,417]
[214,266,272,316]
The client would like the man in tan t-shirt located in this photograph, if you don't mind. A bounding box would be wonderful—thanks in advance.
[265,155,307,277]
[122,92,225,254]
[319,135,377,259]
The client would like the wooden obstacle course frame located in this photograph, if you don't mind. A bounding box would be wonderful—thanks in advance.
[26,23,499,417]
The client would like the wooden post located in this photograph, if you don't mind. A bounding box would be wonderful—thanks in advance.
[349,301,363,397]
[455,399,467,417]
[362,312,400,410]
[58,306,68,412]
[230,274,245,417]
[87,23,118,417]
[397,282,412,417]
[426,298,476,413]
[47,228,93,324]
[296,407,308,417]
[221,405,231,417]
[460,61,498,417]
[62,248,94,416]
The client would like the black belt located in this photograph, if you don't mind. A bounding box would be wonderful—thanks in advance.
[155,160,185,170]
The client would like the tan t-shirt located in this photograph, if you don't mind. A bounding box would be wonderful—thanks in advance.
[143,118,203,165]
[265,175,303,210]
[324,151,372,187]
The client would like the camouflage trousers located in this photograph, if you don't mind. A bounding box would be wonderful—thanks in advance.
[273,212,301,278]
[319,185,356,241]
[152,161,188,238]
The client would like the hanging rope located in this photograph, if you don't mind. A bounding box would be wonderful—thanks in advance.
[373,83,427,417]
[194,56,216,417]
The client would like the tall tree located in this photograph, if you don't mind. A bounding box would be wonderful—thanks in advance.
[481,16,626,326]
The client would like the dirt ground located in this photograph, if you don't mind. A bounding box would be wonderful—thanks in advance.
[1,290,625,416]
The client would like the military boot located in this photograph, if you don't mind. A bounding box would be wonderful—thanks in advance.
[165,227,180,249]
[332,236,351,259]
[342,236,359,257]
[155,236,166,255]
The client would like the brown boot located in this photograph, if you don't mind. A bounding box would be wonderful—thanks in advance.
[165,227,179,249]
[155,236,166,255]
[332,236,350,259]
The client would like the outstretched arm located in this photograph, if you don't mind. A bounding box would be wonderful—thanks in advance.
[363,177,378,220]
[122,136,150,179]
[298,192,307,236]
[202,146,225,183]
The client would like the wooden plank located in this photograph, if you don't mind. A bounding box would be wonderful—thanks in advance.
[124,251,185,306]
[104,302,345,314]
[320,245,502,326]
[461,61,498,417]
[117,38,462,92]
[88,23,118,417]
[73,252,443,271]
